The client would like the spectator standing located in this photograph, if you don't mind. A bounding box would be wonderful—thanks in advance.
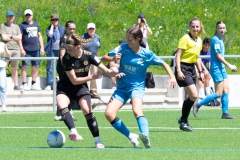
[44,14,64,91]
[19,9,44,91]
[193,21,237,119]
[135,13,152,50]
[0,42,11,112]
[81,23,100,98]
[0,11,22,90]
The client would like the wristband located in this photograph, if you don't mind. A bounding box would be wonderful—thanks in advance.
[198,70,203,74]
[10,35,13,39]
[228,64,237,70]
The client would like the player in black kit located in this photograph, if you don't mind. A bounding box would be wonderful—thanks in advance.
[57,33,124,148]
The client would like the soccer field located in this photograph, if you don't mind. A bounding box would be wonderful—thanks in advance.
[0,108,240,160]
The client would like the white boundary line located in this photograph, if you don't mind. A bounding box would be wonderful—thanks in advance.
[1,107,240,114]
[0,126,240,130]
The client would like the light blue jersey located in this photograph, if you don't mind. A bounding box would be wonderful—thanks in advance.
[210,35,225,72]
[109,44,164,90]
[210,35,227,82]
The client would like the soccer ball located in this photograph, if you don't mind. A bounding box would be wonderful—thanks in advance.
[47,130,66,148]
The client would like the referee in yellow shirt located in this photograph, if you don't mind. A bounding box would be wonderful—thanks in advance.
[175,17,209,132]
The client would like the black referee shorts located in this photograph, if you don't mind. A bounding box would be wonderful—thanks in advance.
[174,62,196,87]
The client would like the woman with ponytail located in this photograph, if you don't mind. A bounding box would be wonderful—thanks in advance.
[175,17,207,132]
[104,26,176,148]
[56,33,124,148]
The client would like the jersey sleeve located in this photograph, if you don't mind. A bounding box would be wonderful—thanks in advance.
[62,54,73,72]
[149,51,164,66]
[178,36,187,50]
[91,54,101,66]
[37,23,41,32]
[212,39,221,54]
[108,45,121,57]
[59,36,65,50]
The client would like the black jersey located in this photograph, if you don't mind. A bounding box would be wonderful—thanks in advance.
[59,50,101,88]
[56,35,67,77]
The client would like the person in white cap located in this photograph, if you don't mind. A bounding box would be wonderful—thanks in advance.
[19,9,44,91]
[0,10,22,90]
[81,23,101,99]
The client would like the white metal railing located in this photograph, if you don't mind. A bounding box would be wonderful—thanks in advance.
[1,57,58,111]
[1,55,240,111]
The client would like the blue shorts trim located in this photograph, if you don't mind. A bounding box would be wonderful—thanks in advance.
[211,69,228,83]
[111,87,145,104]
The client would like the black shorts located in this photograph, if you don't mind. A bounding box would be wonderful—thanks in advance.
[174,62,196,87]
[57,83,90,102]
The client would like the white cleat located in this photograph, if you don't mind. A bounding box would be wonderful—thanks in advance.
[129,133,139,148]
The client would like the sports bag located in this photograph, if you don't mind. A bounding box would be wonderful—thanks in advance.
[146,72,155,88]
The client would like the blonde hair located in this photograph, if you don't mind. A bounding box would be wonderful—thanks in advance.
[66,33,93,49]
[189,17,205,35]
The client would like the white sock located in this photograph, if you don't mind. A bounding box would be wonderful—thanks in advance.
[70,128,77,133]
[198,88,205,99]
[205,87,211,95]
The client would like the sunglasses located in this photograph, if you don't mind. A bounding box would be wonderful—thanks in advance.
[25,14,31,16]
[51,19,59,21]
[65,42,78,45]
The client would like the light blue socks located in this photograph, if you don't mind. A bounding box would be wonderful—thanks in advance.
[221,93,229,114]
[198,93,218,108]
[112,119,130,138]
[137,116,149,137]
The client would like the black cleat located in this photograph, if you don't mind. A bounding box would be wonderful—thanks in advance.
[221,113,236,119]
[178,119,194,132]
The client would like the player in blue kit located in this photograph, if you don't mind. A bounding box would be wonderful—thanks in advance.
[104,26,176,148]
[193,21,237,119]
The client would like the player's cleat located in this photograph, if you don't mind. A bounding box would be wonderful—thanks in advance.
[178,119,194,132]
[193,102,199,118]
[69,132,83,141]
[129,133,139,148]
[54,116,64,121]
[92,103,98,110]
[72,116,77,121]
[139,133,151,148]
[95,140,105,148]
[221,113,236,119]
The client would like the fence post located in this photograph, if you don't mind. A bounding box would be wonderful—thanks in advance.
[53,59,57,111]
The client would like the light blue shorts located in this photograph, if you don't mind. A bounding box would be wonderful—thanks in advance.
[210,69,228,83]
[111,87,145,104]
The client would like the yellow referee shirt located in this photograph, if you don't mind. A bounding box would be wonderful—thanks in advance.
[178,33,202,63]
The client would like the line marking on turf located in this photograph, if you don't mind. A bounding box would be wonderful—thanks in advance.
[1,146,240,152]
[1,126,240,130]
